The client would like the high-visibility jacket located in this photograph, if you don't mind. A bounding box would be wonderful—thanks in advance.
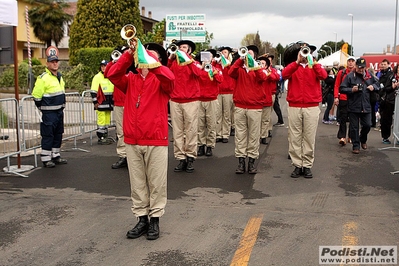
[32,68,65,111]
[90,71,114,111]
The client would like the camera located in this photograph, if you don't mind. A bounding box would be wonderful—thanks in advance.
[357,83,364,91]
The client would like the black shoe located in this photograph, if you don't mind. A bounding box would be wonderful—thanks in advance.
[146,217,160,240]
[290,167,303,178]
[186,157,194,173]
[230,128,235,136]
[303,167,313,178]
[98,138,113,145]
[260,138,268,145]
[216,138,222,143]
[112,157,127,169]
[287,154,291,160]
[222,138,229,143]
[197,145,205,156]
[52,157,67,165]
[235,157,245,174]
[43,161,55,168]
[205,147,212,156]
[174,160,187,172]
[248,158,257,174]
[268,130,272,138]
[127,216,149,239]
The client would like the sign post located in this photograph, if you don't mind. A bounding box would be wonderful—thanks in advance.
[165,14,206,43]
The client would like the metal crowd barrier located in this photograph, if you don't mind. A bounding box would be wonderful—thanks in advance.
[378,92,399,174]
[0,98,25,175]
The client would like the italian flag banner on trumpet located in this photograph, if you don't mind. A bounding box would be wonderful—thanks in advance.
[134,38,162,69]
[220,55,230,68]
[176,50,194,66]
[245,53,261,71]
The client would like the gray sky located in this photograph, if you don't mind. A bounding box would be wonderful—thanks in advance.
[139,0,399,56]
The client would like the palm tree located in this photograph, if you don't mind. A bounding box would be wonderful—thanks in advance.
[28,0,73,47]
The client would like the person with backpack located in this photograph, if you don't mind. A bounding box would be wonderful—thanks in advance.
[322,68,336,124]
[334,56,356,146]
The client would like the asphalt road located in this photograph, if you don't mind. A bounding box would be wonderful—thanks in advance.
[0,95,398,266]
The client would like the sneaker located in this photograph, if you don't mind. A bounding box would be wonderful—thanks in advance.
[321,104,326,108]
[322,120,333,124]
[43,161,55,168]
[52,157,67,165]
[98,139,113,145]
[273,122,284,127]
[382,139,391,144]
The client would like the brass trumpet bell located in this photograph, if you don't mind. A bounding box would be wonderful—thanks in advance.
[120,24,136,40]
[204,63,212,72]
[238,46,248,57]
[167,43,178,54]
[300,46,311,57]
[111,50,122,61]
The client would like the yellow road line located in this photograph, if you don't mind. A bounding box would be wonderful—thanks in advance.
[230,213,264,266]
[340,221,358,266]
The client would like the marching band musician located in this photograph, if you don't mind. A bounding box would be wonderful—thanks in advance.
[258,54,280,145]
[215,46,235,143]
[282,42,327,179]
[228,45,268,174]
[107,41,175,241]
[168,40,203,173]
[196,49,223,157]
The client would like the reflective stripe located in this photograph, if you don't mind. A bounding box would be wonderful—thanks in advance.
[43,91,65,97]
[41,104,65,110]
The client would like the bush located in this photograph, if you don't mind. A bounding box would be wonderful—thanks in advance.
[63,63,88,92]
[22,58,42,66]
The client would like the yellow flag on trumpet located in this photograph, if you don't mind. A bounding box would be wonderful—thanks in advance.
[341,43,348,54]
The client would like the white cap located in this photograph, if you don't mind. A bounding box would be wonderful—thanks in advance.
[347,56,356,61]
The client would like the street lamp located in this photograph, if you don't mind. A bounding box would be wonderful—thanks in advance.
[394,0,398,54]
[348,13,354,55]
[333,32,337,52]
[319,49,327,58]
[322,45,332,55]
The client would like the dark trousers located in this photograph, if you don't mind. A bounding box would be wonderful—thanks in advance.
[273,92,284,124]
[380,101,395,139]
[370,100,377,127]
[348,112,371,150]
[323,93,334,121]
[337,100,349,139]
[41,110,64,151]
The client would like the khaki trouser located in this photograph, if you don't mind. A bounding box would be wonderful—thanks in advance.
[216,94,233,139]
[268,94,276,132]
[198,100,217,148]
[234,107,262,159]
[260,106,272,138]
[126,145,168,218]
[170,100,199,160]
[287,106,320,168]
[114,106,126,158]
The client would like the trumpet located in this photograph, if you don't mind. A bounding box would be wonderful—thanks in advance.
[300,46,311,57]
[238,46,248,57]
[167,43,178,54]
[120,24,136,48]
[111,50,122,61]
[204,63,212,72]
[214,51,222,62]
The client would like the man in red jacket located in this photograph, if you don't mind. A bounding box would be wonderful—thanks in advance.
[228,45,268,174]
[215,46,235,143]
[334,56,356,146]
[258,55,280,145]
[107,42,174,241]
[196,49,223,157]
[168,40,203,173]
[282,42,327,178]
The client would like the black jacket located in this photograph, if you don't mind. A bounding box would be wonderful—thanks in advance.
[378,68,395,104]
[339,70,379,113]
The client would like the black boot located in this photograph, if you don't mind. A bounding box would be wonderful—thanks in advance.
[174,159,187,172]
[197,145,205,156]
[146,217,160,240]
[112,157,127,169]
[290,167,303,178]
[127,215,149,239]
[186,157,194,173]
[303,167,313,178]
[260,138,268,145]
[205,146,212,156]
[248,158,257,174]
[235,157,245,174]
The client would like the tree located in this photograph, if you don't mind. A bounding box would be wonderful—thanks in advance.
[69,0,144,64]
[28,0,73,47]
[275,43,285,65]
[142,19,166,45]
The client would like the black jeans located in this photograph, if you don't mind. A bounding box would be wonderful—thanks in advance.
[273,92,284,124]
[323,93,334,121]
[337,100,349,139]
[380,101,395,139]
[348,112,371,150]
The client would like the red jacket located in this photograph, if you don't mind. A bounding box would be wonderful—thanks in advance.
[228,58,268,109]
[334,68,354,101]
[282,62,327,107]
[106,51,175,146]
[168,56,203,103]
[259,68,280,107]
[198,65,223,101]
[219,65,235,94]
[104,62,125,107]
